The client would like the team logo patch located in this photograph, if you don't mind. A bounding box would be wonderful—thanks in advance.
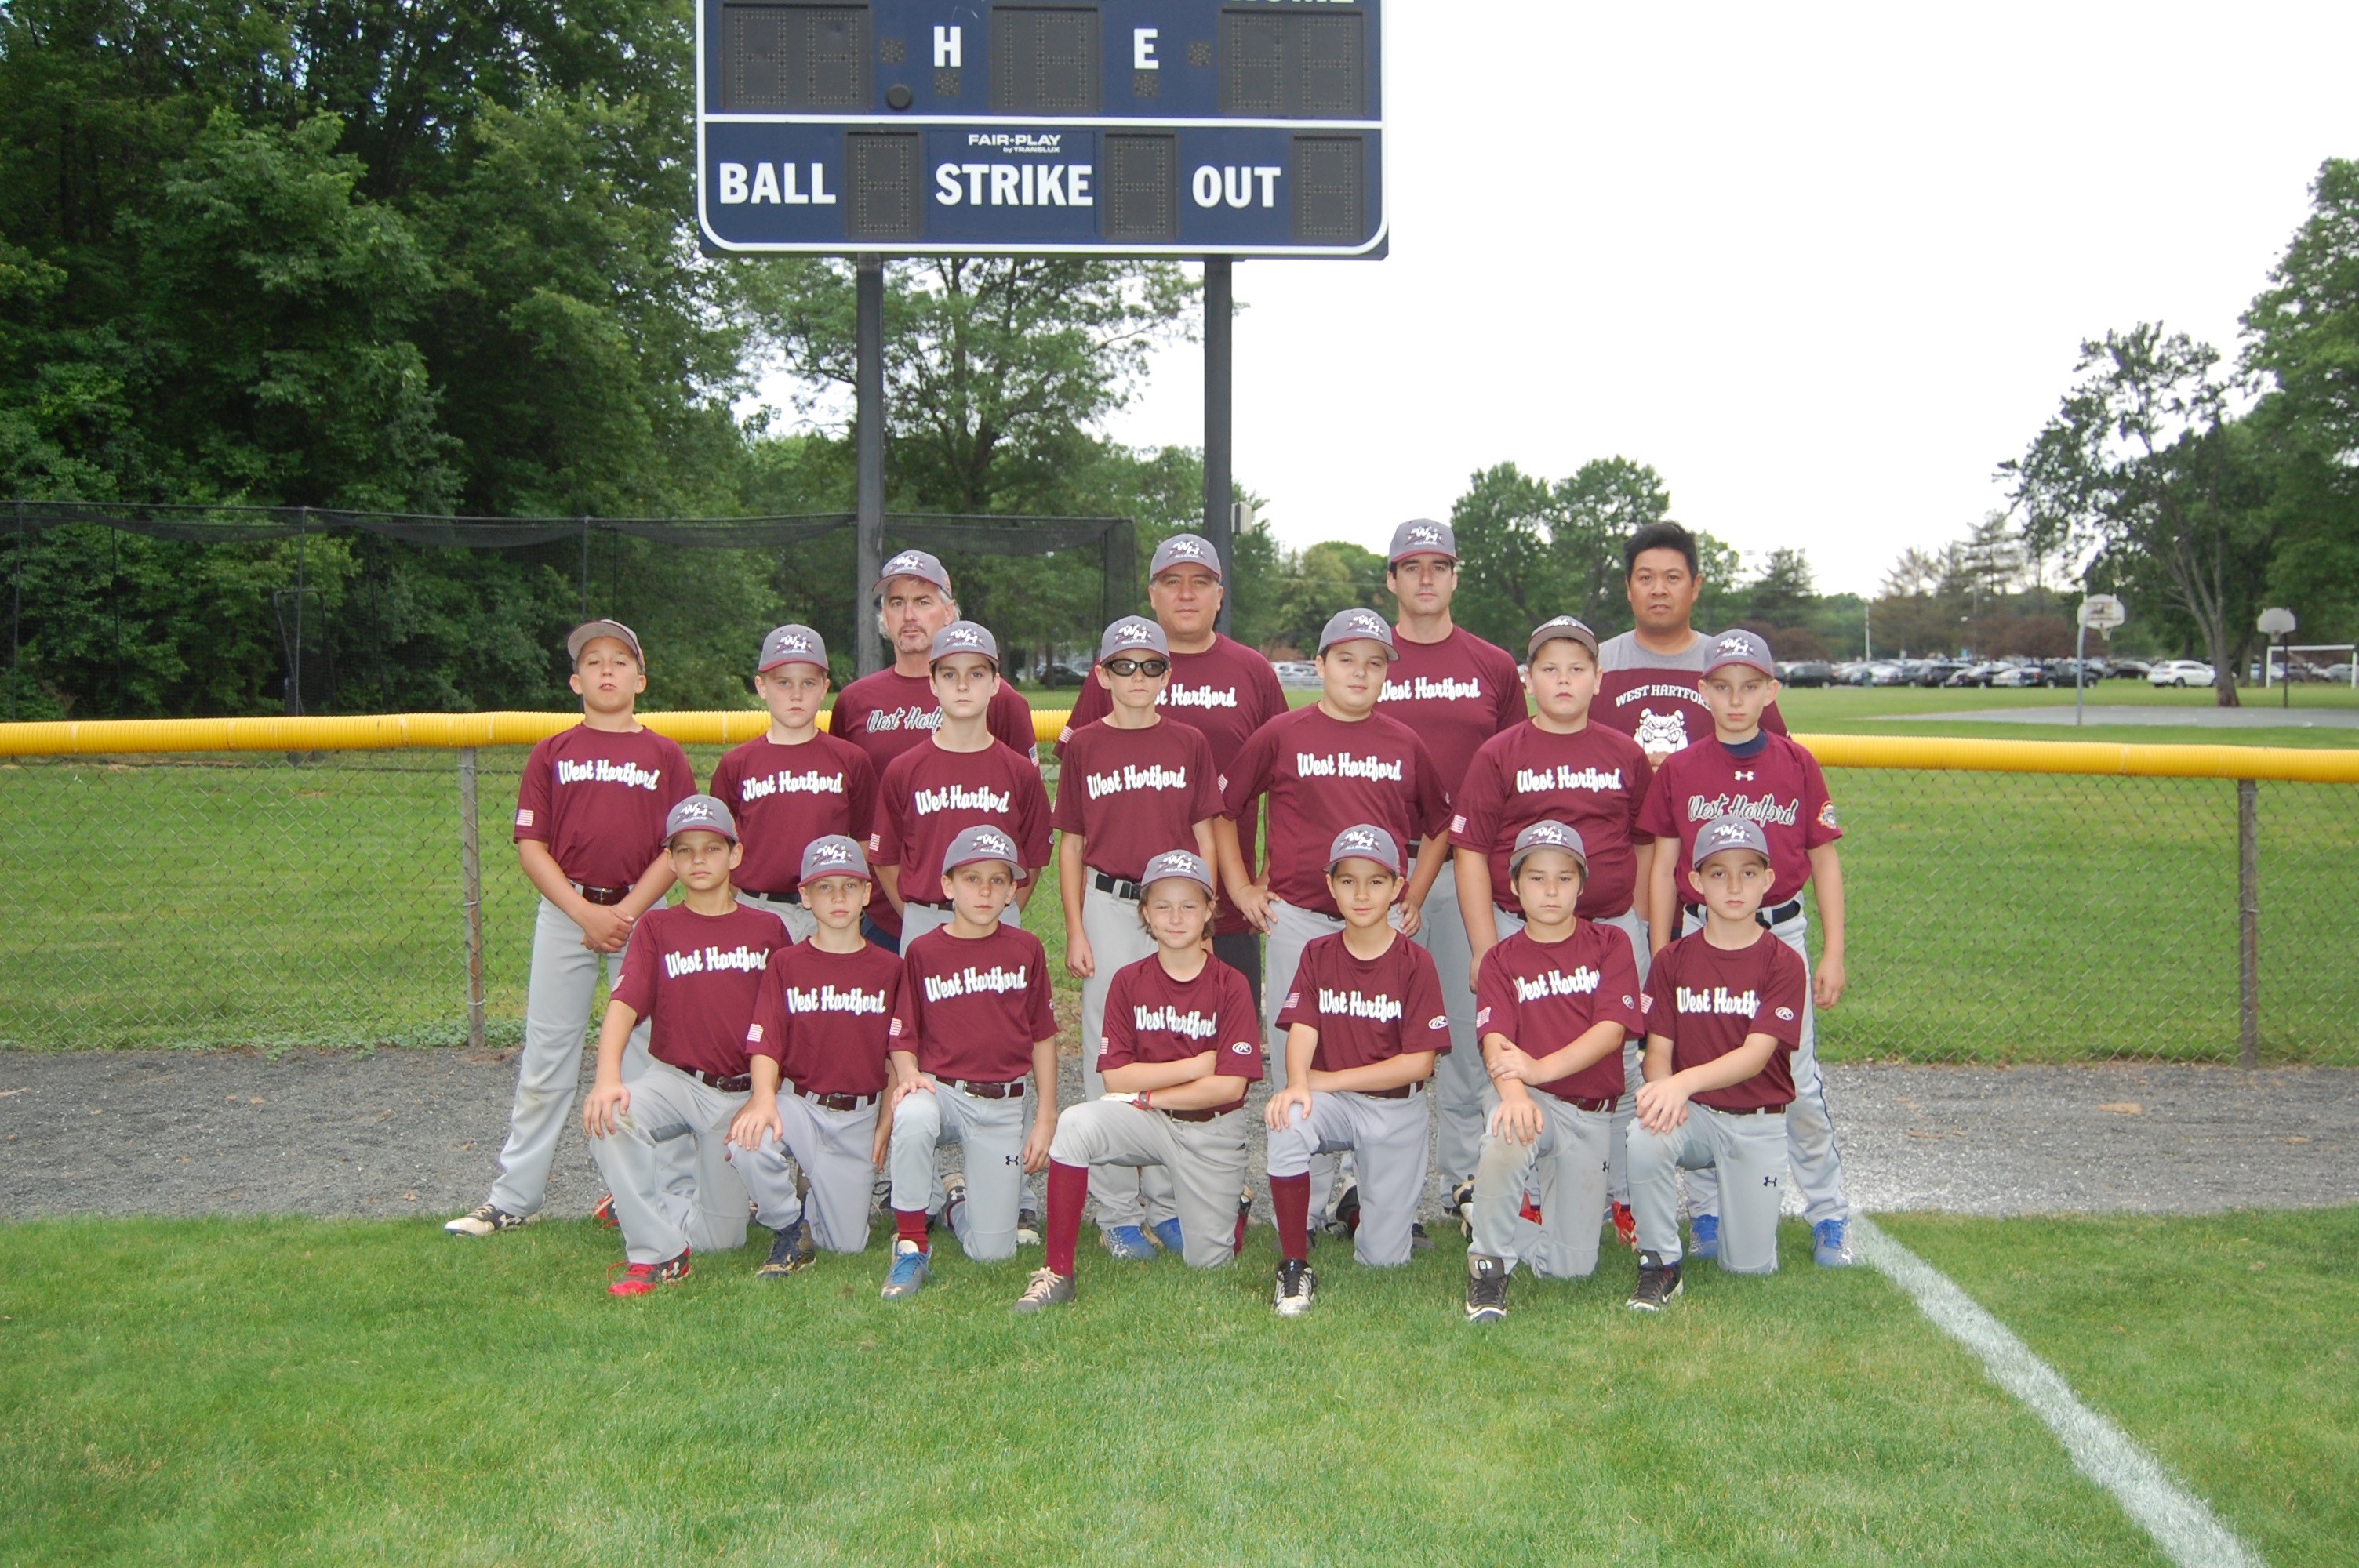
[1528,824,1568,844]
[678,800,717,822]
[1165,538,1207,559]
[970,830,1016,858]
[943,626,984,647]
[1114,622,1155,643]
[1819,800,1840,829]
[1623,994,1635,1007]
[1338,829,1381,853]
[1707,822,1750,846]
[1716,635,1753,656]
[514,808,535,826]
[1427,1014,1448,1031]
[1775,1006,1796,1022]
[886,552,928,575]
[1345,612,1386,637]
[1634,709,1688,753]
[1405,525,1443,549]
[1230,1040,1254,1054]
[809,842,853,866]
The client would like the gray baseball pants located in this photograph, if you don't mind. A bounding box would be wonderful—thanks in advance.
[729,1091,880,1253]
[1052,1099,1249,1269]
[1629,1104,1790,1273]
[587,1058,753,1265]
[1469,1092,1614,1279]
[889,1084,1030,1262]
[1262,898,1353,1217]
[1678,908,1848,1227]
[737,890,816,942]
[1266,1088,1430,1268]
[1077,883,1176,1231]
[1412,866,1485,1192]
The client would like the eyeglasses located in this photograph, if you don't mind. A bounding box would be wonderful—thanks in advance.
[1103,658,1169,677]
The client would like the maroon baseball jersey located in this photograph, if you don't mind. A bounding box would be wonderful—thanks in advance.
[707,731,878,895]
[1100,953,1263,1111]
[1377,626,1525,800]
[609,902,790,1079]
[1474,924,1647,1103]
[1643,930,1807,1112]
[743,938,908,1098]
[1637,732,1840,908]
[900,924,1057,1083]
[512,724,696,890]
[1275,931,1451,1073]
[1052,719,1223,880]
[1451,720,1655,920]
[872,739,1052,898]
[1221,706,1451,920]
[1056,636,1289,936]
[1594,629,1788,757]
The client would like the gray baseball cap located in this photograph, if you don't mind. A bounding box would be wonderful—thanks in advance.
[1098,617,1169,662]
[1387,519,1457,564]
[1526,615,1600,662]
[567,619,644,666]
[665,794,738,844]
[1325,823,1404,875]
[799,834,871,883]
[929,620,1000,667]
[942,824,1023,877]
[1508,819,1589,876]
[1140,849,1214,895]
[1701,629,1776,679]
[1691,817,1771,867]
[874,548,954,597]
[758,623,828,673]
[1317,608,1398,660]
[1149,533,1223,579]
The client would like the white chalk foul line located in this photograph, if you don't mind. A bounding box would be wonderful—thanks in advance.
[1852,1217,2263,1568]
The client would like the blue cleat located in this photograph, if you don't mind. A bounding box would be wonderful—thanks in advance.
[1813,1218,1856,1268]
[1103,1224,1156,1261]
[881,1240,931,1300]
[1150,1218,1183,1256]
[1689,1214,1720,1261]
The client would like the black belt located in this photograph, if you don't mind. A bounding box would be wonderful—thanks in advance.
[1700,1102,1787,1116]
[788,1081,878,1111]
[688,1069,753,1093]
[1683,898,1802,928]
[1092,870,1146,901]
[1355,1083,1423,1101]
[1541,1091,1618,1115]
[1162,1105,1242,1123]
[947,1077,1025,1099]
[906,898,952,912]
[742,887,799,902]
[574,884,629,906]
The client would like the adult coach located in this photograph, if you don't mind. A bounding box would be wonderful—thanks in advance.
[829,549,1038,949]
[1595,522,1786,761]
[1371,520,1524,1201]
[1056,533,1288,1004]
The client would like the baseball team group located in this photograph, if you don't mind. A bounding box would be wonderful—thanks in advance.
[445,517,1853,1321]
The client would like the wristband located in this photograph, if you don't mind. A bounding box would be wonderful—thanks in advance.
[1140,1088,1153,1111]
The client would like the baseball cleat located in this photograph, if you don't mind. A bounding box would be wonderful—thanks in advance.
[1411,1221,1434,1251]
[1464,1254,1510,1325]
[607,1248,691,1297]
[1518,1196,1544,1227]
[1611,1201,1638,1251]
[1813,1218,1856,1268]
[1103,1224,1156,1261]
[1017,1208,1042,1247]
[591,1192,619,1229]
[1451,1179,1475,1240]
[1627,1251,1684,1313]
[881,1240,931,1301]
[1011,1268,1076,1313]
[941,1173,969,1239]
[1332,1185,1361,1239]
[445,1203,535,1237]
[1150,1218,1184,1256]
[1272,1258,1318,1317]
[1688,1214,1720,1261]
[757,1218,816,1278]
[1233,1189,1253,1258]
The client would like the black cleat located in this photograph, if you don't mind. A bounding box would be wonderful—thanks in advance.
[757,1218,816,1278]
[1451,1178,1475,1240]
[1464,1254,1510,1324]
[1627,1250,1684,1313]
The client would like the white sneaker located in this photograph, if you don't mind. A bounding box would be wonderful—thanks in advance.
[445,1203,536,1238]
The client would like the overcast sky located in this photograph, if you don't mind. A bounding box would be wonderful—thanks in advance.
[1086,2,2359,597]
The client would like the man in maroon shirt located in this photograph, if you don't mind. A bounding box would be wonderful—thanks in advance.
[1594,522,1787,762]
[1375,518,1526,1205]
[710,625,878,943]
[581,796,792,1294]
[1056,532,1289,1004]
[449,619,696,1239]
[827,550,1038,949]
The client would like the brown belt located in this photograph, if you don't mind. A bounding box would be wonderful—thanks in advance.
[947,1078,1024,1099]
[1701,1102,1787,1116]
[1356,1083,1422,1101]
[1543,1091,1619,1115]
[789,1082,878,1112]
[689,1069,753,1093]
[906,898,952,912]
[1161,1105,1241,1123]
[575,884,629,906]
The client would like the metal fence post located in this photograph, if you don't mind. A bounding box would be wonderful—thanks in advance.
[460,746,487,1051]
[2237,778,2259,1068]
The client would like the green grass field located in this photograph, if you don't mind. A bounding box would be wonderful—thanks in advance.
[3,1208,2350,1566]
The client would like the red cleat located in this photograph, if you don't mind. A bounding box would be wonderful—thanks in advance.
[1611,1201,1638,1251]
[1518,1196,1544,1228]
[591,1192,619,1229]
[606,1249,691,1297]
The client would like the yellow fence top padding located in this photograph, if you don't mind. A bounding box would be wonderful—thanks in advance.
[0,713,2354,782]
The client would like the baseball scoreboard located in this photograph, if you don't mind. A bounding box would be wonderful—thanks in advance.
[696,0,1387,256]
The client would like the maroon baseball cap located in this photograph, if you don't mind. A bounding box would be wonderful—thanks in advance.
[567,619,644,666]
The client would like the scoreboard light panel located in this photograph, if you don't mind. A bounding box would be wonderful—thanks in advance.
[697,0,1387,256]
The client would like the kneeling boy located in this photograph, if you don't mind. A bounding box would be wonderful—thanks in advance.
[583,796,790,1295]
[1626,818,1810,1310]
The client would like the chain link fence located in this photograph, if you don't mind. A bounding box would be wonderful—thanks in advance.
[1,725,2354,1064]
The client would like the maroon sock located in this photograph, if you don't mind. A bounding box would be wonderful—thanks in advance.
[1045,1161,1089,1277]
[895,1209,929,1250]
[1271,1173,1311,1263]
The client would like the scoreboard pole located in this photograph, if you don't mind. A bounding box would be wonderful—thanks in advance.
[1204,257,1234,637]
[854,254,886,679]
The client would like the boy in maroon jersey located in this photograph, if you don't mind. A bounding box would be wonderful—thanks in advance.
[1626,818,1812,1308]
[1638,630,1852,1268]
[710,625,878,944]
[728,835,908,1275]
[1460,821,1646,1323]
[1055,533,1288,1004]
[1056,616,1223,1260]
[1263,826,1449,1315]
[449,619,696,1239]
[1013,851,1261,1312]
[829,550,1038,949]
[871,622,1052,948]
[881,826,1061,1299]
[580,796,791,1295]
[1451,615,1655,1247]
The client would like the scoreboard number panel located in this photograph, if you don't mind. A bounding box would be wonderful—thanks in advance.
[698,0,1387,256]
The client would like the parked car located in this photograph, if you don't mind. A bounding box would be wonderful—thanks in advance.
[2327,662,2355,683]
[2107,659,2151,680]
[1273,660,1320,690]
[1915,659,1968,687]
[1038,663,1089,688]
[1990,664,2048,688]
[1783,660,1834,687]
[2048,658,2106,686]
[2149,659,2216,688]
[1944,662,2007,688]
